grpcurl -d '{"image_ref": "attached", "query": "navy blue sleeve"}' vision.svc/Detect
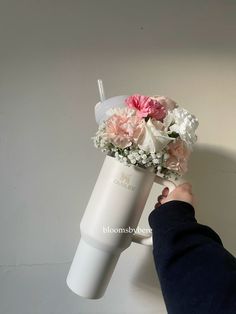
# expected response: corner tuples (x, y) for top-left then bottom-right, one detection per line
(148, 200), (236, 314)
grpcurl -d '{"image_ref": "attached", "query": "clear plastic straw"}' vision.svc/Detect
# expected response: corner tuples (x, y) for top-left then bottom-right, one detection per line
(97, 79), (106, 102)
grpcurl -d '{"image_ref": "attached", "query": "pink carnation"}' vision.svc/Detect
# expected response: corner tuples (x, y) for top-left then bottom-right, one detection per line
(105, 110), (144, 149)
(125, 94), (167, 121)
(165, 139), (191, 174)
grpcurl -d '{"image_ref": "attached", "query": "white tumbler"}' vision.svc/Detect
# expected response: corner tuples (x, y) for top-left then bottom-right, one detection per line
(66, 155), (175, 299)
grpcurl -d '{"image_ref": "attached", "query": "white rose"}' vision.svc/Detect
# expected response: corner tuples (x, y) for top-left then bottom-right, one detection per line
(137, 119), (173, 153)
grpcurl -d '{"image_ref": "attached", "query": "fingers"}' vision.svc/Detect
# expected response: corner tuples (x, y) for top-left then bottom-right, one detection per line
(162, 187), (169, 197)
(155, 187), (169, 208)
(155, 202), (161, 209)
(155, 182), (195, 208)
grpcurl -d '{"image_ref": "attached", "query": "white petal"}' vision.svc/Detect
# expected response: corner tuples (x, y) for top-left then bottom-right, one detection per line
(138, 120), (173, 153)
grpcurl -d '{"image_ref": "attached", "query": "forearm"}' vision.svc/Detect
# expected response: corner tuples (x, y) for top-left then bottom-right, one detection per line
(149, 201), (236, 314)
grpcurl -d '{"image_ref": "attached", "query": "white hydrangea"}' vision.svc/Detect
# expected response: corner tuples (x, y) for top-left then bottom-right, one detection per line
(163, 108), (199, 148)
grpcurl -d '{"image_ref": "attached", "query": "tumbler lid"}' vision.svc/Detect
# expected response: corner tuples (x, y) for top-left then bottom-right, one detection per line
(94, 95), (128, 125)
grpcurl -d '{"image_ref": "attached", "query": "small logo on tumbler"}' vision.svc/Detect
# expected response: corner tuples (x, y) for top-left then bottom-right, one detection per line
(113, 172), (136, 191)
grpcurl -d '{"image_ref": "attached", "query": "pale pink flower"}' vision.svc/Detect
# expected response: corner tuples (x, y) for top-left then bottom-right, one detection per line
(125, 94), (167, 121)
(151, 95), (177, 111)
(105, 109), (145, 149)
(165, 139), (191, 174)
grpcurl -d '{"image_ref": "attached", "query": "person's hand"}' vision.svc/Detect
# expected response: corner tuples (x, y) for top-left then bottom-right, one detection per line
(155, 183), (194, 209)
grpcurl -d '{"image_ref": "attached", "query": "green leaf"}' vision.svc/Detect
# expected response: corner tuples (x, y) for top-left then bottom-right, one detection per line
(169, 131), (179, 138)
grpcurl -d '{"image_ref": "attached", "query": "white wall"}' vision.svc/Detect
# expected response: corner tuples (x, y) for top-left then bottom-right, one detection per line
(0, 0), (236, 313)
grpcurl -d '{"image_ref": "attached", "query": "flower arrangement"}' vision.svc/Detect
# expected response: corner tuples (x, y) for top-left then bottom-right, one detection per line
(92, 94), (199, 179)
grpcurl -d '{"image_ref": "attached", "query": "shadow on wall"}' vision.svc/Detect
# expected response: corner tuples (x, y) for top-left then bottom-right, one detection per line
(132, 144), (236, 293)
(186, 144), (236, 255)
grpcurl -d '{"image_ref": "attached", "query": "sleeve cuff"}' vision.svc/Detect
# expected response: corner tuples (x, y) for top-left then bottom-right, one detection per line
(148, 200), (197, 234)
